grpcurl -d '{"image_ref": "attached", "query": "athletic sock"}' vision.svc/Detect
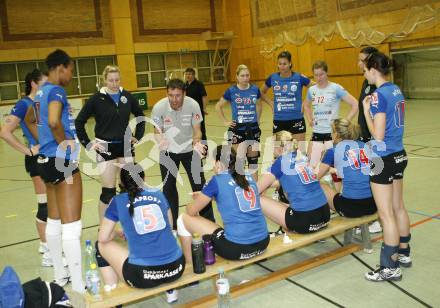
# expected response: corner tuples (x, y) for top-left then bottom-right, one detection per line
(45, 218), (65, 280)
(62, 220), (85, 293)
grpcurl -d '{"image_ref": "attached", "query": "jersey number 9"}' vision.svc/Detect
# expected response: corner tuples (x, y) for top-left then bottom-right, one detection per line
(235, 186), (259, 212)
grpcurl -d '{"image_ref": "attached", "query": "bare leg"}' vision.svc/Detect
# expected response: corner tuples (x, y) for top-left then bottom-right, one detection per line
(179, 213), (220, 264)
(371, 183), (399, 246)
(259, 196), (288, 229)
(320, 182), (337, 211)
(32, 175), (47, 242)
(98, 160), (119, 222)
(98, 241), (129, 284)
(392, 179), (410, 249)
(292, 133), (306, 154)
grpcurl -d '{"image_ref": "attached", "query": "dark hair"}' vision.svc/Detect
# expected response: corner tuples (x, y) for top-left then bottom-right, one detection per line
(365, 52), (393, 75)
(360, 46), (379, 55)
(184, 67), (195, 74)
(166, 78), (186, 91)
(214, 145), (249, 191)
(277, 51), (292, 68)
(45, 49), (72, 70)
(120, 163), (145, 217)
(24, 69), (44, 96)
(312, 60), (328, 73)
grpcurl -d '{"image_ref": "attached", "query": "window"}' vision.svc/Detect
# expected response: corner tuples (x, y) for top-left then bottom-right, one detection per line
(135, 50), (228, 89)
(0, 56), (115, 103)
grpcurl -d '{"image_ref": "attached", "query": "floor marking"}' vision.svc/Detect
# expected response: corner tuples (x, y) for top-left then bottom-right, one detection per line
(407, 210), (440, 220)
(5, 214), (17, 218)
(84, 199), (94, 203)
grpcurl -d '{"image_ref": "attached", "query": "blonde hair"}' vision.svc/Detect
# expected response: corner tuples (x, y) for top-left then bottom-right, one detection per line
(274, 130), (298, 152)
(236, 64), (249, 76)
(102, 65), (120, 80)
(332, 119), (360, 143)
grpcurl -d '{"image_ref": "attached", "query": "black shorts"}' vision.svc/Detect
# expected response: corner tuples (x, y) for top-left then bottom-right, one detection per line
(96, 141), (135, 162)
(122, 255), (185, 288)
(333, 194), (377, 218)
(211, 228), (269, 260)
(24, 155), (39, 177)
(370, 150), (408, 184)
(285, 203), (330, 233)
(273, 118), (306, 135)
(36, 156), (79, 185)
(311, 133), (332, 142)
(227, 123), (261, 145)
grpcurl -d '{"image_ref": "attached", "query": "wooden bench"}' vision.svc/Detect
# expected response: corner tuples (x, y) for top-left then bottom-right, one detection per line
(85, 213), (377, 308)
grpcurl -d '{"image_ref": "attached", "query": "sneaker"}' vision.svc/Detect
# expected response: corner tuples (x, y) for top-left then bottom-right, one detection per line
(365, 266), (402, 282)
(54, 275), (71, 287)
(355, 221), (383, 235)
(165, 289), (178, 304)
(41, 252), (53, 267)
(398, 254), (412, 268)
(39, 242), (49, 254)
(41, 252), (68, 267)
(272, 190), (279, 201)
(369, 221), (382, 233)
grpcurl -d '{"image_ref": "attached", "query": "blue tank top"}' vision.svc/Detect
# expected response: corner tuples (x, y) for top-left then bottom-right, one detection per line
(369, 82), (405, 156)
(270, 152), (327, 211)
(265, 72), (310, 121)
(34, 82), (79, 160)
(322, 140), (372, 199)
(223, 84), (260, 124)
(202, 172), (268, 244)
(10, 97), (37, 146)
(105, 189), (182, 266)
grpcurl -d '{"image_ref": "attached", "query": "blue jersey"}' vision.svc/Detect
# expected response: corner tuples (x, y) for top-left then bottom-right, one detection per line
(105, 189), (182, 266)
(369, 82), (405, 156)
(270, 152), (327, 211)
(10, 97), (37, 146)
(223, 84), (260, 124)
(202, 172), (268, 244)
(265, 72), (310, 121)
(34, 82), (78, 160)
(322, 140), (372, 199)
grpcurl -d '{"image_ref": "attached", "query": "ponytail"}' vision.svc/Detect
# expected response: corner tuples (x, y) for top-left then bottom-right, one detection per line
(214, 145), (249, 191)
(120, 163), (145, 217)
(332, 118), (360, 142)
(24, 69), (44, 96)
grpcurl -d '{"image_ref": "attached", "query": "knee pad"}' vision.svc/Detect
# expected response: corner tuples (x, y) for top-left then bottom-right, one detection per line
(36, 202), (48, 222)
(247, 154), (259, 167)
(46, 218), (62, 236)
(95, 241), (110, 267)
(61, 220), (82, 241)
(177, 214), (191, 237)
(100, 187), (116, 204)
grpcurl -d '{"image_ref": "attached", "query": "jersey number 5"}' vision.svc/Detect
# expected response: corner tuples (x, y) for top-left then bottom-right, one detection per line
(133, 204), (166, 235)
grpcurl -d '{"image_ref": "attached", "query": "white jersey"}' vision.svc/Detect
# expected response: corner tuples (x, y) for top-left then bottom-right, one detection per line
(307, 82), (347, 134)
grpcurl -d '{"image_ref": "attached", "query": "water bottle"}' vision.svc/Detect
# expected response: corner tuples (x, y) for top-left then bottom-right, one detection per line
(84, 240), (94, 290)
(202, 234), (216, 265)
(191, 233), (206, 274)
(88, 263), (101, 300)
(216, 268), (231, 308)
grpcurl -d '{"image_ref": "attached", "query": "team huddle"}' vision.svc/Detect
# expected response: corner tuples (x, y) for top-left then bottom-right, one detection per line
(0, 46), (411, 299)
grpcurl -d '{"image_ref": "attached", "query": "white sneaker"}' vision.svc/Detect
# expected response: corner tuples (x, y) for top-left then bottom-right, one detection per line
(355, 221), (382, 235)
(272, 190), (279, 201)
(54, 269), (71, 287)
(41, 252), (68, 267)
(165, 289), (178, 304)
(368, 221), (382, 233)
(39, 242), (49, 254)
(365, 266), (402, 282)
(398, 254), (412, 268)
(41, 252), (53, 267)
